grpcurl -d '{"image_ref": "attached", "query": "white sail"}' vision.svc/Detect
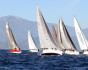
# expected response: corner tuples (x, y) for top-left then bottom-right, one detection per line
(52, 25), (63, 50)
(60, 18), (78, 51)
(57, 20), (65, 50)
(59, 19), (70, 49)
(28, 30), (39, 52)
(6, 21), (20, 50)
(59, 18), (79, 55)
(52, 25), (58, 46)
(74, 17), (88, 50)
(37, 5), (62, 55)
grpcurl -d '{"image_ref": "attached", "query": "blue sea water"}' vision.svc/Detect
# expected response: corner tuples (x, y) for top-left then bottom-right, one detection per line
(0, 50), (88, 70)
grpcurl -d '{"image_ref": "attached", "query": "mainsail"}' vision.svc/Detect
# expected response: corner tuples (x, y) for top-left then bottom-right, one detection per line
(59, 18), (77, 50)
(6, 21), (20, 50)
(28, 30), (39, 52)
(37, 5), (59, 50)
(74, 17), (88, 50)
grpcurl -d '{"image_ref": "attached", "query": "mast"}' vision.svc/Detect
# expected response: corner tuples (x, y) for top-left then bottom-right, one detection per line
(6, 21), (20, 50)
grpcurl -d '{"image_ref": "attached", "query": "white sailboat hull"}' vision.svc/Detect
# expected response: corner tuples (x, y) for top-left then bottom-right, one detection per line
(83, 51), (88, 55)
(30, 49), (39, 52)
(64, 50), (79, 55)
(40, 49), (63, 55)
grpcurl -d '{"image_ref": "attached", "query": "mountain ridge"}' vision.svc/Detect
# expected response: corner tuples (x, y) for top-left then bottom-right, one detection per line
(0, 15), (88, 50)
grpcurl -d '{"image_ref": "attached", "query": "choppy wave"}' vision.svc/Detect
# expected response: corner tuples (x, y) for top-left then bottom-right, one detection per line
(0, 50), (88, 70)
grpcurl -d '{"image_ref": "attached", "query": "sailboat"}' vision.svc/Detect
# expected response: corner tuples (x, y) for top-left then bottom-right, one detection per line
(59, 18), (79, 55)
(28, 30), (39, 52)
(74, 17), (88, 55)
(6, 21), (21, 53)
(37, 5), (62, 55)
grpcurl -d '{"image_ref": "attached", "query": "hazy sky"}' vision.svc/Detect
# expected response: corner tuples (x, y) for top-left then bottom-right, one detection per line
(0, 0), (88, 28)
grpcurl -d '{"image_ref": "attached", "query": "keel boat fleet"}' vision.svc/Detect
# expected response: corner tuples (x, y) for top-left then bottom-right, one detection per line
(4, 5), (88, 55)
